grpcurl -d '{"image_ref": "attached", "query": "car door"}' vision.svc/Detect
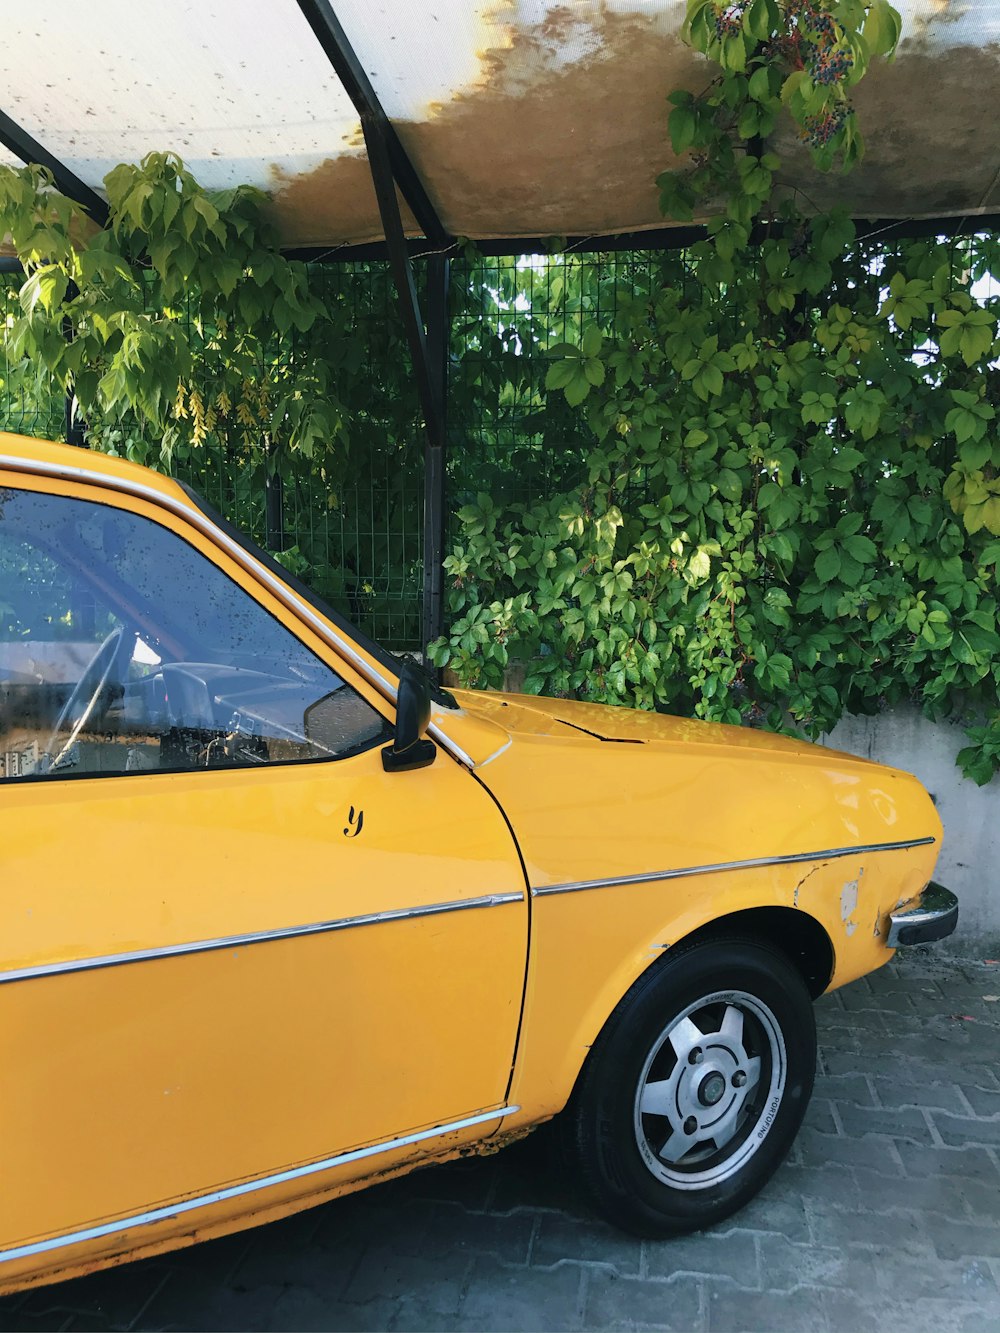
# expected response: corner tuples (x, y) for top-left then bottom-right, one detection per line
(0, 470), (528, 1255)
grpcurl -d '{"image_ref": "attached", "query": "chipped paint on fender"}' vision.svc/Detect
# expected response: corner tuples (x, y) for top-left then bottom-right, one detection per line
(841, 872), (863, 937)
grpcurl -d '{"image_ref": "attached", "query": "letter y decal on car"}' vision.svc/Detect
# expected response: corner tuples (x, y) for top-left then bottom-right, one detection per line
(343, 806), (364, 838)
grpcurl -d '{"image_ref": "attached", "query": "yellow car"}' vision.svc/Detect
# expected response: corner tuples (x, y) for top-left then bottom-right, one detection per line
(0, 432), (956, 1293)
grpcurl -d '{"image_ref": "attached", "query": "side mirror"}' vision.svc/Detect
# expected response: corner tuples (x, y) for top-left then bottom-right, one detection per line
(382, 660), (437, 773)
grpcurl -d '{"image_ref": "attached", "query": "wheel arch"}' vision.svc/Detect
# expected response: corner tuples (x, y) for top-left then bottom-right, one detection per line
(673, 906), (835, 999)
(562, 906), (832, 1110)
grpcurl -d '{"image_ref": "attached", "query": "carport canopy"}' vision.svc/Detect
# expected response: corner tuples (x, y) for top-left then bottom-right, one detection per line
(0, 0), (998, 257)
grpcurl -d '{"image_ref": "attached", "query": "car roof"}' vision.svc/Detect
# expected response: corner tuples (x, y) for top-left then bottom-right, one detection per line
(0, 431), (193, 509)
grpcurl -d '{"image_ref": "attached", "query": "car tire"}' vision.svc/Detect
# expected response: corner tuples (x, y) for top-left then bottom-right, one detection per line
(564, 936), (816, 1236)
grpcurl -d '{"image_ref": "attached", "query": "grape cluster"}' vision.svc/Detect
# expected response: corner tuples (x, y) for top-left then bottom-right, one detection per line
(712, 4), (747, 39)
(785, 0), (832, 29)
(801, 101), (849, 147)
(784, 0), (854, 85)
(808, 47), (854, 84)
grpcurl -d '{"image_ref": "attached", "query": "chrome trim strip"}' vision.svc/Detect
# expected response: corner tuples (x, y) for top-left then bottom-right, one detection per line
(532, 837), (937, 898)
(0, 453), (474, 769)
(0, 893), (524, 985)
(0, 1105), (520, 1265)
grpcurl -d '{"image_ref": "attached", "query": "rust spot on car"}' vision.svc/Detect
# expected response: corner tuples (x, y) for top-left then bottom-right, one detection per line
(460, 1122), (536, 1158)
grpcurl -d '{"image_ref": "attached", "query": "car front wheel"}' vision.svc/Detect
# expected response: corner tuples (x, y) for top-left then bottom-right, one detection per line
(565, 937), (817, 1236)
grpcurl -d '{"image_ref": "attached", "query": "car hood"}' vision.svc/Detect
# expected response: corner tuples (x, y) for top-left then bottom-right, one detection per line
(433, 689), (941, 898)
(444, 688), (870, 766)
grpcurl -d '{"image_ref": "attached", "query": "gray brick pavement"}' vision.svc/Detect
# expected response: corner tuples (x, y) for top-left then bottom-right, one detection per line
(1, 950), (998, 1332)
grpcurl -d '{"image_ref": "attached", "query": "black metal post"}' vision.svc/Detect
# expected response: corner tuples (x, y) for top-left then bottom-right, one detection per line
(360, 116), (443, 443)
(423, 254), (450, 655)
(265, 466), (286, 551)
(357, 114), (449, 654)
(61, 293), (87, 448)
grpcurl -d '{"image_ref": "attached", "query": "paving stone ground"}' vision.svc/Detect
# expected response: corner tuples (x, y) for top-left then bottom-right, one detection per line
(3, 949), (999, 1333)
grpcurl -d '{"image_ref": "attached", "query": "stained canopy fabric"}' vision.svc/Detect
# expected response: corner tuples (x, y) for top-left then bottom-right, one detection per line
(1, 0), (997, 251)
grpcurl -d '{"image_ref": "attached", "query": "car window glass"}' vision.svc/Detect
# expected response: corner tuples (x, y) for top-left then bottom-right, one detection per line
(0, 486), (390, 781)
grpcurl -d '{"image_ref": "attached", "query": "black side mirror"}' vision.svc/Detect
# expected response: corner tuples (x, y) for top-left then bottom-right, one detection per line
(382, 660), (437, 773)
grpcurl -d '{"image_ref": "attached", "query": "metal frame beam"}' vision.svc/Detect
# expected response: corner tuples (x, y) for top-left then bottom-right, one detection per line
(285, 211), (1000, 264)
(359, 111), (444, 451)
(0, 110), (108, 226)
(294, 0), (449, 249)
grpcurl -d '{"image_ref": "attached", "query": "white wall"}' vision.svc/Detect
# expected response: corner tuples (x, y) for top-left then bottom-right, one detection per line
(823, 708), (999, 954)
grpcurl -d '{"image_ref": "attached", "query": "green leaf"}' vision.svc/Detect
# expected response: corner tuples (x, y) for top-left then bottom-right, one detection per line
(863, 0), (902, 59)
(272, 296), (292, 335)
(959, 438), (992, 471)
(688, 548), (711, 580)
(669, 104), (697, 155)
(780, 70), (807, 106)
(745, 0), (774, 42)
(583, 357), (605, 387)
(717, 468), (742, 500)
(192, 194), (221, 231)
(721, 32), (747, 71)
(701, 363), (724, 397)
(959, 322), (994, 366)
(842, 534), (877, 564)
(125, 182), (154, 228)
(581, 324), (603, 358)
(545, 360), (575, 390)
(215, 258), (242, 298)
(564, 371), (591, 407)
(815, 547), (841, 582)
(748, 66), (771, 102)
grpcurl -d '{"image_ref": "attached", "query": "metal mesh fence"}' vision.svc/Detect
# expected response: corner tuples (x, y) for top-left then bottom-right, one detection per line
(447, 250), (683, 522)
(0, 247), (778, 651)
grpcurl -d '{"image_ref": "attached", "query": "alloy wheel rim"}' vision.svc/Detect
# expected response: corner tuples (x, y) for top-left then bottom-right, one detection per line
(632, 989), (787, 1190)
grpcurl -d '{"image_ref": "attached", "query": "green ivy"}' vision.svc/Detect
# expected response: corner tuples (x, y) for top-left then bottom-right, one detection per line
(432, 1), (1000, 785)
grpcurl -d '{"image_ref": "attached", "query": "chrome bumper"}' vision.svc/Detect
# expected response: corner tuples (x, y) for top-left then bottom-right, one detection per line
(887, 882), (959, 948)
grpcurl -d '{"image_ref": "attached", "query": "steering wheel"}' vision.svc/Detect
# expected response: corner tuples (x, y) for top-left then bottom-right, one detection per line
(44, 625), (128, 771)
